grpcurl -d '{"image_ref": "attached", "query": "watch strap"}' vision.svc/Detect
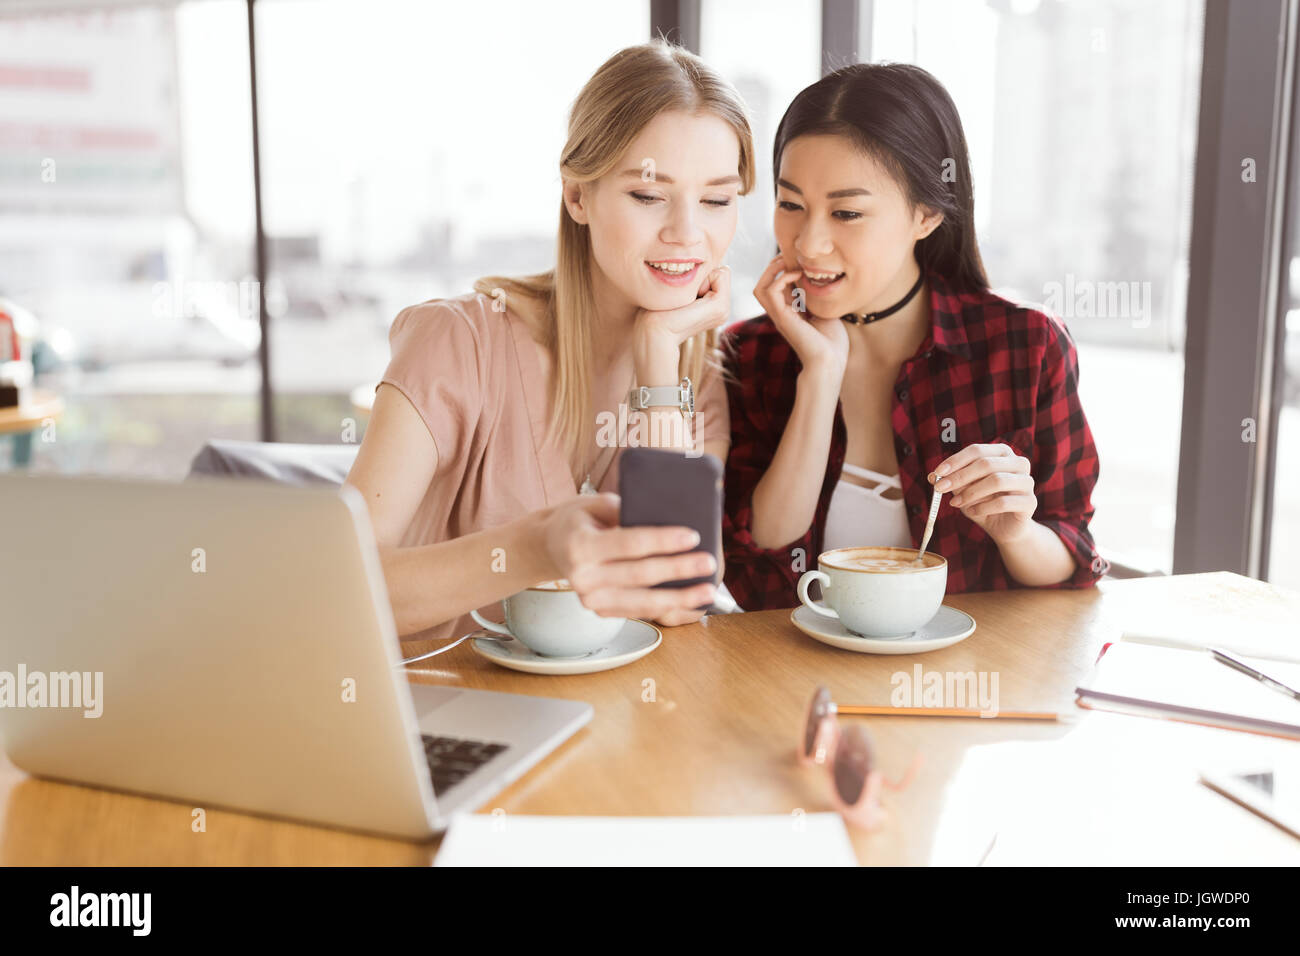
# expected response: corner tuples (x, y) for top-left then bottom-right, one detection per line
(629, 377), (694, 418)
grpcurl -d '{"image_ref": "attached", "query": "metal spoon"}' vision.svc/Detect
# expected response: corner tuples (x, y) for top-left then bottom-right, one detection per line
(397, 630), (506, 666)
(914, 487), (943, 566)
(396, 630), (605, 666)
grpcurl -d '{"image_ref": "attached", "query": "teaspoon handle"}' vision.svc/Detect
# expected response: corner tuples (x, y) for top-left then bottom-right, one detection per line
(917, 489), (943, 558)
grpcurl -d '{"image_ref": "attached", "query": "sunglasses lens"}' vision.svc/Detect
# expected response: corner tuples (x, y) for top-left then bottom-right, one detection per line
(803, 685), (832, 758)
(832, 725), (874, 806)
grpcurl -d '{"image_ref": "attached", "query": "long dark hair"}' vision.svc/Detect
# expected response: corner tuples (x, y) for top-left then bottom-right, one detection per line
(772, 63), (988, 294)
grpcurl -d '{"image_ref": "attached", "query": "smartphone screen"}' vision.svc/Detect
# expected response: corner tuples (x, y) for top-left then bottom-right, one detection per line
(618, 447), (722, 606)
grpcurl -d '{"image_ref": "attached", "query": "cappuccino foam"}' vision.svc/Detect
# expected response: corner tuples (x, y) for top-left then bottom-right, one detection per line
(821, 546), (943, 572)
(836, 556), (915, 571)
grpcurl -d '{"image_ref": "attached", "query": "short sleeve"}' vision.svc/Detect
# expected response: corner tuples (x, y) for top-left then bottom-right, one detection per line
(378, 300), (484, 473)
(693, 359), (730, 449)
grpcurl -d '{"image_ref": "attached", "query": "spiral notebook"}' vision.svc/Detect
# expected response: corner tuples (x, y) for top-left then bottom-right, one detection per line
(1075, 641), (1300, 740)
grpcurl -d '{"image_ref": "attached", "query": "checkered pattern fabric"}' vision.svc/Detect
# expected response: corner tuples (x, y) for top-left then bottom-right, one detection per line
(721, 272), (1108, 611)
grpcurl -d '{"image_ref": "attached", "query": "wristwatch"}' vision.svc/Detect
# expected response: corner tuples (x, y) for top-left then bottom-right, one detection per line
(628, 377), (695, 419)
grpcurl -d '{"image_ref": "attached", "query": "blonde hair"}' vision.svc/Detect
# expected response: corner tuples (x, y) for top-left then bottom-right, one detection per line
(474, 40), (755, 473)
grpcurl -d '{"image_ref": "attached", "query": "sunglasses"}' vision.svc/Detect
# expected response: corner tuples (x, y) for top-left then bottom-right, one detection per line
(800, 684), (921, 830)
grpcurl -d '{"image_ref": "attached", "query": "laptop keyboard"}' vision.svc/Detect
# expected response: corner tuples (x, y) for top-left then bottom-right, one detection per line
(421, 733), (509, 796)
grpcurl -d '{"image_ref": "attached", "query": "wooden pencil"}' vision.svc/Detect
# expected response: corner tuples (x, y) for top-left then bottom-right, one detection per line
(836, 705), (1058, 720)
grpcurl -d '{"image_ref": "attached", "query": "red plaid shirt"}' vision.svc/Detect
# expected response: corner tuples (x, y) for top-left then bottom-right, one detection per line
(720, 271), (1108, 611)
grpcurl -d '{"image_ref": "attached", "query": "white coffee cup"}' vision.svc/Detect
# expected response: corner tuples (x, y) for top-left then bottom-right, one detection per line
(796, 546), (947, 638)
(471, 579), (627, 658)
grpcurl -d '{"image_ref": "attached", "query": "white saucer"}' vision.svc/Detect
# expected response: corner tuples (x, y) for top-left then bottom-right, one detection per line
(470, 619), (662, 675)
(789, 604), (976, 654)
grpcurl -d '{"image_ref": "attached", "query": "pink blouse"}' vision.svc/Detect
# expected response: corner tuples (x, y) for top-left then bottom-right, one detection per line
(376, 291), (730, 644)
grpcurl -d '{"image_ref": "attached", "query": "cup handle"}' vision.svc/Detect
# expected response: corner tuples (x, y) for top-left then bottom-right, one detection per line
(470, 607), (513, 637)
(797, 570), (839, 620)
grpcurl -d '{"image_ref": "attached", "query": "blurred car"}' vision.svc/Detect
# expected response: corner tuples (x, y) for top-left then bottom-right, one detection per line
(21, 282), (259, 370)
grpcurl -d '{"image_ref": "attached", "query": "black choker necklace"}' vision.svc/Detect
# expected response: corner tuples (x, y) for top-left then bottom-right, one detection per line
(839, 272), (925, 325)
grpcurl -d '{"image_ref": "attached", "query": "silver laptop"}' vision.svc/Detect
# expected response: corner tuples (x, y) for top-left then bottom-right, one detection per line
(0, 472), (592, 840)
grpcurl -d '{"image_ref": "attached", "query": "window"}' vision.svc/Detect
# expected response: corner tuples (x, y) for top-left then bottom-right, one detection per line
(871, 0), (1204, 572)
(1268, 207), (1300, 589)
(251, 0), (651, 442)
(0, 2), (258, 477)
(700, 0), (822, 323)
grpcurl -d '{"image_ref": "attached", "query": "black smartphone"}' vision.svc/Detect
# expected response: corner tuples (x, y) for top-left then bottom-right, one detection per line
(618, 447), (722, 609)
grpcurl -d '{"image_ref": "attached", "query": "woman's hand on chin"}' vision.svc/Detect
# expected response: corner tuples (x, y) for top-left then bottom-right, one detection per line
(632, 265), (731, 382)
(754, 255), (848, 379)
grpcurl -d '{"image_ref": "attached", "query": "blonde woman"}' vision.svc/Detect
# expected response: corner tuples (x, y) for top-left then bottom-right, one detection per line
(346, 42), (754, 645)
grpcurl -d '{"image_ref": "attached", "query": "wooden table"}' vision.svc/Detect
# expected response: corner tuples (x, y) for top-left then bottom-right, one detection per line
(0, 388), (62, 467)
(3, 571), (1298, 865)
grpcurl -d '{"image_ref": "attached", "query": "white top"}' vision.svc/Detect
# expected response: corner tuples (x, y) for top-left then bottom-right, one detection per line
(822, 462), (913, 553)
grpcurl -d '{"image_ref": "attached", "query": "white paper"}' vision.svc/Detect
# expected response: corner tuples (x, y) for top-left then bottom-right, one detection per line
(434, 812), (858, 866)
(1122, 630), (1300, 665)
(932, 712), (1300, 866)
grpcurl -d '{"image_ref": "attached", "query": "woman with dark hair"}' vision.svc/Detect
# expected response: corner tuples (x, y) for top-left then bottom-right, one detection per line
(721, 62), (1108, 611)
